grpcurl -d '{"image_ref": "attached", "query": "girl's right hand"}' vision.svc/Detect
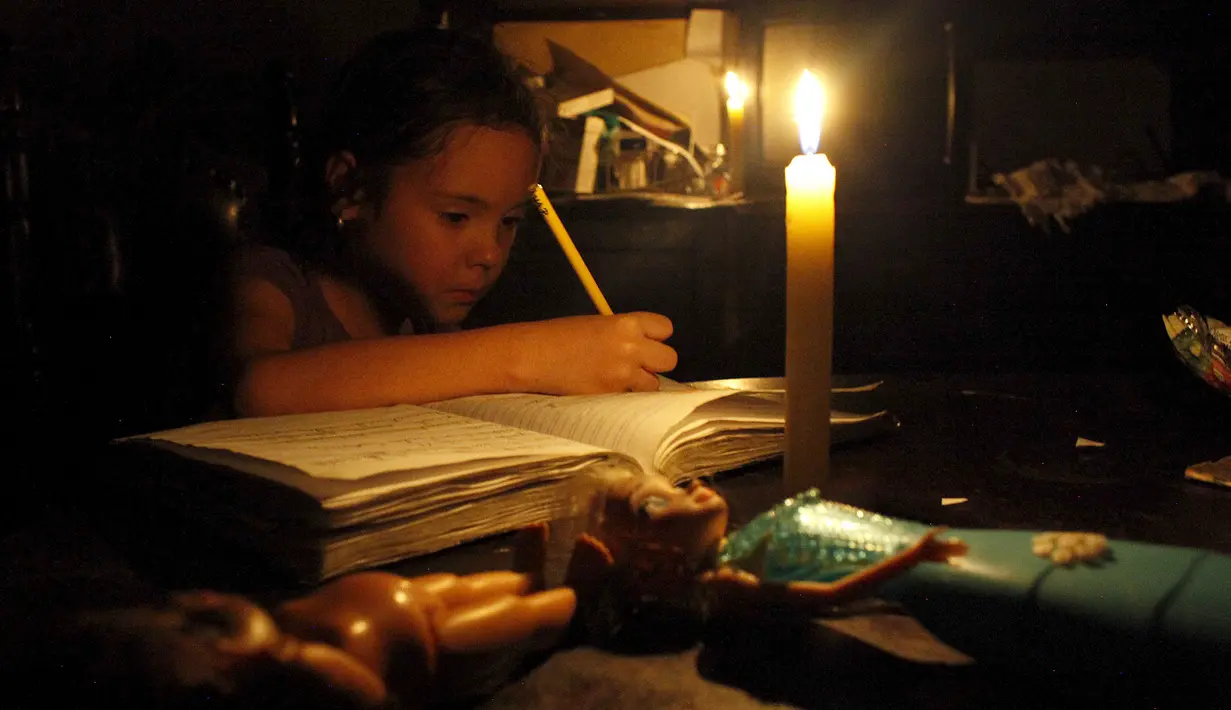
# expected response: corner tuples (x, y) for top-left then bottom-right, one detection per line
(509, 312), (678, 394)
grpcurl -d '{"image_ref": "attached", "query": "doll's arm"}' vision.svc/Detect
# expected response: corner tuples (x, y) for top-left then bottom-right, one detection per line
(426, 573), (576, 653)
(511, 522), (617, 595)
(703, 528), (967, 614)
(561, 533), (616, 599)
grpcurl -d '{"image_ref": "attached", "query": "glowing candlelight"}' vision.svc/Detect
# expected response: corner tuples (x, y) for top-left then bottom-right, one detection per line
(724, 71), (748, 194)
(724, 70), (748, 112)
(783, 69), (835, 495)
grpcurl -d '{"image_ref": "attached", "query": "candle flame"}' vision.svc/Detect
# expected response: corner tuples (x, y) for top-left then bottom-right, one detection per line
(724, 71), (748, 111)
(794, 70), (824, 155)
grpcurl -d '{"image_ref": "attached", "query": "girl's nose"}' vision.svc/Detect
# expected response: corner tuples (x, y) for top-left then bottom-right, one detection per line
(467, 227), (503, 269)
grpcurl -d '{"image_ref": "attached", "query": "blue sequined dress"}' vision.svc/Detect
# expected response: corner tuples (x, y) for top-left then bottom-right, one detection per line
(713, 489), (1231, 678)
(717, 488), (930, 582)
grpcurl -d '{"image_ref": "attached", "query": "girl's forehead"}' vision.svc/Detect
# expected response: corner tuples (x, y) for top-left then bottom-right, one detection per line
(424, 124), (538, 185)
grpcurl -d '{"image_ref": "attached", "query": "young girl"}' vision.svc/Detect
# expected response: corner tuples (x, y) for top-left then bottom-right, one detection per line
(231, 28), (677, 417)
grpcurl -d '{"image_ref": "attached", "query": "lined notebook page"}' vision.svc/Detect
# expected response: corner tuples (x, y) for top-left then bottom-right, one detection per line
(427, 389), (733, 473)
(140, 404), (607, 481)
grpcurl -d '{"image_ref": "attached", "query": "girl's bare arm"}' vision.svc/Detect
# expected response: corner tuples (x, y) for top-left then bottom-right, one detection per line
(231, 278), (677, 417)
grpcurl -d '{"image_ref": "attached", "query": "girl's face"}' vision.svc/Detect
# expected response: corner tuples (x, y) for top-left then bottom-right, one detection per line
(360, 124), (539, 327)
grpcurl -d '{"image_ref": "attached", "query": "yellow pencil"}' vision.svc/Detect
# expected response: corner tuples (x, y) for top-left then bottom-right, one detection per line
(530, 184), (614, 316)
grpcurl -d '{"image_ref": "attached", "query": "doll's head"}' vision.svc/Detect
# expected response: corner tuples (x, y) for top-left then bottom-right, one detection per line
(567, 476), (730, 649)
(592, 476), (730, 574)
(10, 591), (388, 710)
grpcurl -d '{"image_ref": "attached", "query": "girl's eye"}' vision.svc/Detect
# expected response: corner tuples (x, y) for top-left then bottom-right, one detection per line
(501, 215), (525, 229)
(440, 212), (468, 225)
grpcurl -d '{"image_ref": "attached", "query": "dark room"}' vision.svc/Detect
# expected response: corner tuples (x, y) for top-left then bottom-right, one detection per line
(2, 1), (1229, 708)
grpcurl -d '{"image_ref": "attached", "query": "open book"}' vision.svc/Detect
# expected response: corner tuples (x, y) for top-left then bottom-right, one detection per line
(113, 385), (888, 583)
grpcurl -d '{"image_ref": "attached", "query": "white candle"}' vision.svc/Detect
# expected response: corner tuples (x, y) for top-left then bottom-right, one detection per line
(724, 71), (748, 195)
(784, 69), (835, 495)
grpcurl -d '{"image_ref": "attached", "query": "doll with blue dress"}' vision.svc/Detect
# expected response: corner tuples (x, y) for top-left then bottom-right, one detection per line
(550, 474), (1231, 677)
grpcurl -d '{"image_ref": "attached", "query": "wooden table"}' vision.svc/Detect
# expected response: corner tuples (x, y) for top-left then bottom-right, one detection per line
(4, 371), (1229, 708)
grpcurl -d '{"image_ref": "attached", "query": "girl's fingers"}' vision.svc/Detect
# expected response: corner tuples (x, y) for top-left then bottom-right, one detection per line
(641, 340), (679, 373)
(629, 368), (662, 392)
(627, 312), (674, 341)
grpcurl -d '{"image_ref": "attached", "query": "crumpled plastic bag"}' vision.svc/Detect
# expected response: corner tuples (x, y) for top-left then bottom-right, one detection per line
(994, 159), (1223, 232)
(1163, 305), (1231, 398)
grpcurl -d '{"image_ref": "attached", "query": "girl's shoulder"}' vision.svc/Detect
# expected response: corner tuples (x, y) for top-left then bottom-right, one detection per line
(234, 243), (312, 294)
(233, 243), (351, 348)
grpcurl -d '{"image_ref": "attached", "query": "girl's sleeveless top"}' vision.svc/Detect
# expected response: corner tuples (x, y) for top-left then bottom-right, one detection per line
(234, 244), (352, 348)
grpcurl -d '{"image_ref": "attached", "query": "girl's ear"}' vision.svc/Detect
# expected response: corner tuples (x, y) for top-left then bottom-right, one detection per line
(324, 151), (364, 222)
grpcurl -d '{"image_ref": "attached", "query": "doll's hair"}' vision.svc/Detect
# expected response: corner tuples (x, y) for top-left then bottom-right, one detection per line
(4, 605), (392, 710)
(301, 27), (546, 246)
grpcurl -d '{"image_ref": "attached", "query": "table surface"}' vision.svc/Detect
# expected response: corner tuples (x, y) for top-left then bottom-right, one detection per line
(4, 371), (1230, 709)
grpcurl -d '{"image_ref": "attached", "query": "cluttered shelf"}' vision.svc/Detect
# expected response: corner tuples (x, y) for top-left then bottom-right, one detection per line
(964, 158), (1231, 232)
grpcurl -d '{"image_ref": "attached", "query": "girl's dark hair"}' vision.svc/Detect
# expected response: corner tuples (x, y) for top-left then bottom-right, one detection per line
(308, 27), (545, 232)
(276, 27), (544, 334)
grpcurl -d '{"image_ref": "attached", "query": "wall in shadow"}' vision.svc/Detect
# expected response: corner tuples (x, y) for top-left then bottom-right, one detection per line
(3, 1), (1228, 474)
(469, 197), (1231, 381)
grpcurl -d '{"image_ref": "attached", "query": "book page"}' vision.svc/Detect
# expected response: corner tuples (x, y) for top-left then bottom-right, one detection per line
(139, 405), (610, 481)
(426, 389), (732, 473)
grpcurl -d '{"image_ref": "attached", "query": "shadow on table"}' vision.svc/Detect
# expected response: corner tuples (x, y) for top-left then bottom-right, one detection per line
(482, 607), (1231, 710)
(693, 614), (1230, 710)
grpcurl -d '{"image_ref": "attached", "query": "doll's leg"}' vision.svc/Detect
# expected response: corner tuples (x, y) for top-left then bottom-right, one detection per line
(427, 583), (576, 705)
(407, 567), (576, 653)
(433, 587), (577, 653)
(412, 571), (532, 607)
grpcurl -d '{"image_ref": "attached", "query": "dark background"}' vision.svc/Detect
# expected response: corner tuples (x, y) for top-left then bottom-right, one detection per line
(3, 0), (1229, 465)
(1, 9), (1229, 705)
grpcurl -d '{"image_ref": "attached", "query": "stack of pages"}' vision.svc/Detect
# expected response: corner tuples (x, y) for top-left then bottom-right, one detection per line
(114, 383), (888, 582)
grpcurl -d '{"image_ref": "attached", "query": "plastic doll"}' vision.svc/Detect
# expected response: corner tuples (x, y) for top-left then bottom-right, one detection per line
(546, 474), (965, 647)
(16, 569), (575, 709)
(274, 569), (575, 706)
(550, 476), (1231, 678)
